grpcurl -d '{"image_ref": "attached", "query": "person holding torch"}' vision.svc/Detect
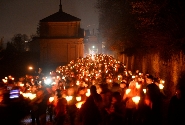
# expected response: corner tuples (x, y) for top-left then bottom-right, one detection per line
(123, 80), (140, 125)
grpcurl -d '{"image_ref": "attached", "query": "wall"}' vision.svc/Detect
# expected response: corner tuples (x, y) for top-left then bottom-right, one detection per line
(40, 22), (80, 38)
(119, 51), (185, 98)
(40, 38), (84, 64)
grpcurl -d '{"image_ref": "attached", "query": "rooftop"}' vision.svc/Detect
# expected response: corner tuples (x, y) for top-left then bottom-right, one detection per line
(40, 4), (81, 22)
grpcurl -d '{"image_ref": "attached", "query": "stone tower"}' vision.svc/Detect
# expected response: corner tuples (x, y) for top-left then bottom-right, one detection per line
(39, 1), (84, 68)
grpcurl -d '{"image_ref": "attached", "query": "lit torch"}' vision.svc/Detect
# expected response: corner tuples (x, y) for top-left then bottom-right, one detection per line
(132, 96), (140, 104)
(49, 97), (54, 103)
(126, 89), (131, 95)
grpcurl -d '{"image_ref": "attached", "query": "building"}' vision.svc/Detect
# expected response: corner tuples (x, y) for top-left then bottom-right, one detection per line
(38, 2), (84, 69)
(84, 29), (102, 56)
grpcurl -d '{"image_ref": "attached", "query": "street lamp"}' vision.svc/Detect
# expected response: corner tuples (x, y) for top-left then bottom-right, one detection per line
(28, 66), (33, 70)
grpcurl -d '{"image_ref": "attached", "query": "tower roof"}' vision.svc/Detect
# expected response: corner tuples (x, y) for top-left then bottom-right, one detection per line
(40, 1), (81, 22)
(40, 11), (81, 22)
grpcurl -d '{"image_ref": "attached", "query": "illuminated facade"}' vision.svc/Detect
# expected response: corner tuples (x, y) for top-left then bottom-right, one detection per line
(39, 3), (84, 67)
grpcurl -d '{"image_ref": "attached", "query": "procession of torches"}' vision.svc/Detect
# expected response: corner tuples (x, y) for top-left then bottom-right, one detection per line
(2, 54), (166, 109)
(2, 76), (14, 83)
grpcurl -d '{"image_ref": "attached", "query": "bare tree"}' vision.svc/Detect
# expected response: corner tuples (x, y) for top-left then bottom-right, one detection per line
(11, 34), (29, 52)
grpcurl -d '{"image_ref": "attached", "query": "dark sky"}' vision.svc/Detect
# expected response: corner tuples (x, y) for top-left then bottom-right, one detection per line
(0, 0), (99, 42)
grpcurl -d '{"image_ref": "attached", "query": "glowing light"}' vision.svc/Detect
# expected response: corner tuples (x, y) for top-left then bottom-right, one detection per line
(159, 84), (164, 89)
(66, 96), (73, 101)
(28, 66), (33, 70)
(2, 79), (7, 83)
(118, 75), (122, 81)
(75, 101), (85, 109)
(160, 80), (165, 84)
(51, 82), (56, 85)
(29, 94), (36, 100)
(76, 81), (80, 85)
(20, 83), (24, 87)
(143, 89), (146, 93)
(136, 82), (141, 89)
(49, 97), (54, 102)
(86, 89), (90, 97)
(132, 76), (135, 79)
(22, 93), (36, 100)
(132, 96), (140, 104)
(45, 78), (52, 84)
(76, 96), (81, 101)
(126, 89), (131, 94)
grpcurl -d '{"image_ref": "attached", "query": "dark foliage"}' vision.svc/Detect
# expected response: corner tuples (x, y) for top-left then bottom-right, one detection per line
(0, 34), (40, 79)
(96, 0), (185, 58)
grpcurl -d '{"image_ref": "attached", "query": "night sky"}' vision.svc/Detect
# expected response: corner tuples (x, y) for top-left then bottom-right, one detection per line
(0, 0), (99, 42)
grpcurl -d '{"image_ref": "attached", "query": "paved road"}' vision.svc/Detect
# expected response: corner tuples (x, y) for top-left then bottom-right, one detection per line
(21, 114), (79, 125)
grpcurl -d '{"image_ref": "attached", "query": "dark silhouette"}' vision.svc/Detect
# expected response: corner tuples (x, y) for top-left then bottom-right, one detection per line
(54, 97), (67, 125)
(105, 91), (125, 125)
(145, 75), (163, 125)
(30, 88), (49, 125)
(168, 72), (185, 125)
(79, 85), (102, 125)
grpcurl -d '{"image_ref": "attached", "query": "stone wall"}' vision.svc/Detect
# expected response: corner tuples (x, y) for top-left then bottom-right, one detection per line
(119, 51), (185, 98)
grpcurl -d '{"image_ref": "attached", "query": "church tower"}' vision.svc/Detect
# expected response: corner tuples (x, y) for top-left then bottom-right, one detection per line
(39, 1), (84, 68)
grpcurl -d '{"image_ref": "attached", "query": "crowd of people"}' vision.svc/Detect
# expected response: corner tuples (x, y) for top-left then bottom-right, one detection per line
(0, 54), (185, 125)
